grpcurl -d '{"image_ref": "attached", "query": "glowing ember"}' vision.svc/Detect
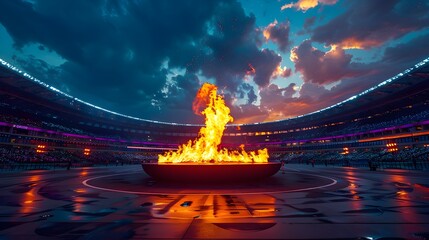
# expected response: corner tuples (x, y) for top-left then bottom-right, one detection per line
(158, 83), (269, 164)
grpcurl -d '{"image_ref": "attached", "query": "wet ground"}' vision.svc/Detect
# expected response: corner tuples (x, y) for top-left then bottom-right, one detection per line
(0, 164), (428, 239)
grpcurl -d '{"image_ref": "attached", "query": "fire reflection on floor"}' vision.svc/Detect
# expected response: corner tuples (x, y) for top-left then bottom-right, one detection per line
(0, 165), (429, 239)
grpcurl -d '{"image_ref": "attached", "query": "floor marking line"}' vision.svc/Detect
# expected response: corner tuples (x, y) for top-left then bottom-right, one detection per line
(82, 171), (338, 195)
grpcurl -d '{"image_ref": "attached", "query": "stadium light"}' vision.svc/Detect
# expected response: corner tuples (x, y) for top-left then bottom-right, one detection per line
(83, 148), (91, 156)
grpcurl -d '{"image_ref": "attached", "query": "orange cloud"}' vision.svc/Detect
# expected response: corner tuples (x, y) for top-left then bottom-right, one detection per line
(263, 20), (277, 40)
(320, 38), (383, 51)
(281, 0), (338, 12)
(290, 40), (367, 85)
(338, 37), (383, 49)
(262, 20), (291, 52)
(290, 47), (299, 62)
(271, 65), (291, 79)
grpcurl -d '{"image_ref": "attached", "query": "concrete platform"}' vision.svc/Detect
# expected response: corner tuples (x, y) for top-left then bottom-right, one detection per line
(0, 164), (429, 239)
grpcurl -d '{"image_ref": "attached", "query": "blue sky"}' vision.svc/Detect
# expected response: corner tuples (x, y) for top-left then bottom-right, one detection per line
(0, 0), (428, 124)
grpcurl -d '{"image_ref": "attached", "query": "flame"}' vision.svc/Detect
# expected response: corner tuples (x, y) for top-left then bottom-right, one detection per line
(192, 82), (217, 115)
(158, 83), (269, 164)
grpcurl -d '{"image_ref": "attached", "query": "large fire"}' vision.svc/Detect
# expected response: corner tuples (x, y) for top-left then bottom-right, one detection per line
(158, 83), (269, 164)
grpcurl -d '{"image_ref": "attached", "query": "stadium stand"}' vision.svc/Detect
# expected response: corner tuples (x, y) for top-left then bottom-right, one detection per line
(1, 57), (429, 170)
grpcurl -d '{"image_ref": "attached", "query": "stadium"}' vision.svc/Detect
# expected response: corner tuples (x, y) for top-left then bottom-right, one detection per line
(1, 1), (429, 239)
(2, 57), (429, 168)
(1, 56), (429, 239)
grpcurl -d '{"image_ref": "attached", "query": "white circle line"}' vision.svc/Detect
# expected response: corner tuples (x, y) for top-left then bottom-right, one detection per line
(82, 171), (338, 196)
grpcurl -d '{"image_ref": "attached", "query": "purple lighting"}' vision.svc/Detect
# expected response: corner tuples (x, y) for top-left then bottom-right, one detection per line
(0, 121), (174, 146)
(1, 119), (428, 148)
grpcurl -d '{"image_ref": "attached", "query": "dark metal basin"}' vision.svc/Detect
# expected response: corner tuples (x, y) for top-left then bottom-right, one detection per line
(142, 162), (281, 182)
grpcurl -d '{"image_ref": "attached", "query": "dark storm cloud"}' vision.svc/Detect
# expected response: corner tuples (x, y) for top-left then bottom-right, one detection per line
(232, 29), (429, 123)
(234, 82), (330, 122)
(311, 0), (429, 49)
(290, 40), (368, 85)
(229, 103), (265, 124)
(217, 34), (428, 124)
(12, 55), (62, 86)
(263, 20), (292, 52)
(152, 72), (204, 123)
(0, 0), (284, 123)
(0, 0), (218, 117)
(229, 83), (299, 123)
(239, 83), (258, 104)
(260, 83), (296, 107)
(236, 77), (379, 123)
(382, 33), (429, 65)
(303, 17), (316, 30)
(252, 49), (282, 87)
(2, 0), (428, 125)
(251, 32), (429, 123)
(201, 1), (282, 91)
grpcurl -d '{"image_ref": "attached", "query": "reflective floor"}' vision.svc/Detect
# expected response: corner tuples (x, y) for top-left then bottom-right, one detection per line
(0, 164), (429, 239)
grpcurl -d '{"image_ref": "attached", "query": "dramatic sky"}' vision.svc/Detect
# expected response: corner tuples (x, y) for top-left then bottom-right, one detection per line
(1, 0), (429, 124)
